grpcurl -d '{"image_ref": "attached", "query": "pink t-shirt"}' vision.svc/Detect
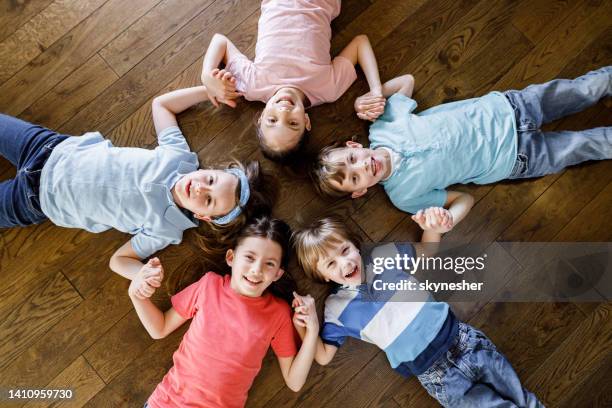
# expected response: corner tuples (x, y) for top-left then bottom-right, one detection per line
(226, 0), (357, 106)
(147, 273), (299, 408)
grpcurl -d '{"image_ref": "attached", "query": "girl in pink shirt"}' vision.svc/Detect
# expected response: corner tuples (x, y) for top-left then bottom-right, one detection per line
(129, 216), (319, 408)
(200, 0), (387, 163)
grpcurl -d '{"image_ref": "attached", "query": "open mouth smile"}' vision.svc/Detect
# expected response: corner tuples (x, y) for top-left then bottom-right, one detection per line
(243, 275), (263, 287)
(344, 265), (358, 280)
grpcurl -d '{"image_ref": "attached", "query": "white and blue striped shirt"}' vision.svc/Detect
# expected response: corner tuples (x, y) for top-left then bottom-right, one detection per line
(321, 243), (458, 376)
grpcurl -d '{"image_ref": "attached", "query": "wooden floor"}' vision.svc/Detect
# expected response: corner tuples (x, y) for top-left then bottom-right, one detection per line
(0, 0), (611, 406)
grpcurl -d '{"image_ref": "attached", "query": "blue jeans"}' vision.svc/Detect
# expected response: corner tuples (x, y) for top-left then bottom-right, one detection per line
(504, 66), (611, 179)
(417, 323), (544, 408)
(0, 114), (68, 227)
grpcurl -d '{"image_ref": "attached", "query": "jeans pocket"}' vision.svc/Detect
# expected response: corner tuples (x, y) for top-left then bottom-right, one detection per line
(509, 153), (529, 178)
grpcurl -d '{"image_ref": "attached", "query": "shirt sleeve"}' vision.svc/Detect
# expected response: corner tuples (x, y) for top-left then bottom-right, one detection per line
(391, 189), (448, 214)
(270, 304), (300, 358)
(320, 321), (347, 348)
(156, 126), (191, 152)
(381, 93), (418, 122)
(225, 48), (255, 96)
(130, 232), (174, 259)
(327, 55), (358, 102)
(171, 274), (208, 319)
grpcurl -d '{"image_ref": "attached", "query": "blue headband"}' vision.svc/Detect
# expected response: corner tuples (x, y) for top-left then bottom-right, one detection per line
(211, 168), (251, 225)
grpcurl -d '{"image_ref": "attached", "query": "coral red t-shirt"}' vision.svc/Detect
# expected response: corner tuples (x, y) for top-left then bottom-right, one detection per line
(147, 273), (299, 408)
(226, 0), (357, 106)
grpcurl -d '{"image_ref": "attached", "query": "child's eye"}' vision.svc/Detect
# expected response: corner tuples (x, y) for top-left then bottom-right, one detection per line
(290, 121), (298, 126)
(349, 154), (355, 163)
(266, 261), (276, 267)
(352, 176), (357, 184)
(342, 246), (349, 255)
(327, 260), (335, 268)
(267, 117), (277, 124)
(206, 195), (212, 206)
(208, 176), (214, 185)
(245, 255), (254, 261)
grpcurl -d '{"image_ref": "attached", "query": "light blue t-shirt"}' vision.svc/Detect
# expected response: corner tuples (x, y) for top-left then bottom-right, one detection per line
(39, 126), (199, 259)
(369, 92), (517, 214)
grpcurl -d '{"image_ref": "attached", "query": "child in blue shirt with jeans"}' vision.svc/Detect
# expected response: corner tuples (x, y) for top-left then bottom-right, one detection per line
(312, 67), (612, 231)
(0, 86), (273, 283)
(292, 211), (544, 407)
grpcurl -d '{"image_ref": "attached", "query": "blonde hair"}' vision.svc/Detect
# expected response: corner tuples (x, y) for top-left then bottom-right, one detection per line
(310, 143), (352, 198)
(292, 217), (360, 282)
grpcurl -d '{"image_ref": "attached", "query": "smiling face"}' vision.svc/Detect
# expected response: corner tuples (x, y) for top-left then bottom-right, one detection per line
(324, 141), (392, 198)
(172, 169), (239, 221)
(315, 239), (363, 286)
(259, 87), (311, 153)
(226, 236), (285, 297)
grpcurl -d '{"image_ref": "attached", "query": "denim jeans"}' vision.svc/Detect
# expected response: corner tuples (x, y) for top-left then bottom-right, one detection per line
(417, 323), (544, 408)
(0, 114), (68, 227)
(504, 66), (611, 179)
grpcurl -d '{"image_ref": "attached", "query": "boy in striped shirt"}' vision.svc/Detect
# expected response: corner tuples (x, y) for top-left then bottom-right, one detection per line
(292, 208), (543, 408)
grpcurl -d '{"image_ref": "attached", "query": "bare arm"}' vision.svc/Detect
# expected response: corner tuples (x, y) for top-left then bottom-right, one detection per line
(277, 329), (319, 392)
(200, 33), (242, 107)
(339, 34), (382, 94)
(381, 74), (415, 98)
(151, 86), (210, 134)
(109, 240), (143, 280)
(445, 190), (474, 226)
(294, 321), (338, 366)
(128, 260), (188, 339)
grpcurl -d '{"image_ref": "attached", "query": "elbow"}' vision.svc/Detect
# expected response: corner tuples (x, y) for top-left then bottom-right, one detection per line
(354, 34), (369, 45)
(149, 330), (167, 340)
(399, 74), (415, 96)
(316, 356), (332, 366)
(287, 381), (304, 393)
(212, 32), (227, 42)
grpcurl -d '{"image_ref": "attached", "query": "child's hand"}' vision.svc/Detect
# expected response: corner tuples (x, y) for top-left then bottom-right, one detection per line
(202, 68), (241, 108)
(354, 90), (385, 122)
(129, 257), (164, 300)
(292, 292), (319, 333)
(411, 207), (454, 233)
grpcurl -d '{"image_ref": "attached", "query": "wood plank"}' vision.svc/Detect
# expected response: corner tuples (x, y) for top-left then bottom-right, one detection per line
(0, 0), (55, 42)
(494, 0), (612, 90)
(0, 271), (82, 371)
(98, 0), (215, 76)
(525, 303), (612, 407)
(60, 0), (260, 136)
(22, 356), (105, 408)
(511, 0), (586, 44)
(558, 351), (612, 407)
(20, 54), (118, 130)
(0, 0), (109, 84)
(0, 275), (131, 389)
(82, 324), (189, 407)
(82, 310), (155, 383)
(0, 0), (160, 116)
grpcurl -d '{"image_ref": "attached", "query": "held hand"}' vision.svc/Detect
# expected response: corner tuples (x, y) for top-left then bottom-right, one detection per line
(354, 91), (385, 122)
(292, 292), (319, 332)
(411, 207), (454, 233)
(202, 68), (241, 108)
(129, 257), (164, 300)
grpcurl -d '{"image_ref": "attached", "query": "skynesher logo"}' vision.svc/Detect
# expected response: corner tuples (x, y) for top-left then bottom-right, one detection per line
(372, 253), (487, 275)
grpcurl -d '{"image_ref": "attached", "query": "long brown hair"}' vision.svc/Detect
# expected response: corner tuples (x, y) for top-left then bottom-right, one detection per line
(233, 216), (296, 304)
(166, 160), (277, 294)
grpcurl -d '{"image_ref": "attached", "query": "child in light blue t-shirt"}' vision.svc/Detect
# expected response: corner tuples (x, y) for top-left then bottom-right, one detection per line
(0, 86), (273, 283)
(312, 67), (612, 232)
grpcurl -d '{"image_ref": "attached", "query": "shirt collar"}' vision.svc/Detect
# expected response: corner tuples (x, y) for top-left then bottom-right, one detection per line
(144, 183), (198, 231)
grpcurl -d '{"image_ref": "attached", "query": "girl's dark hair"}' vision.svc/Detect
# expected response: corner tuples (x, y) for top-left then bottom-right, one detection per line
(166, 160), (278, 294)
(234, 216), (297, 304)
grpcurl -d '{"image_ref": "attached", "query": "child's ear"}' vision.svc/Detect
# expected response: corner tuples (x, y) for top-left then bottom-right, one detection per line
(351, 188), (367, 199)
(346, 140), (363, 149)
(225, 249), (235, 267)
(273, 267), (285, 281)
(304, 113), (311, 131)
(195, 214), (212, 221)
